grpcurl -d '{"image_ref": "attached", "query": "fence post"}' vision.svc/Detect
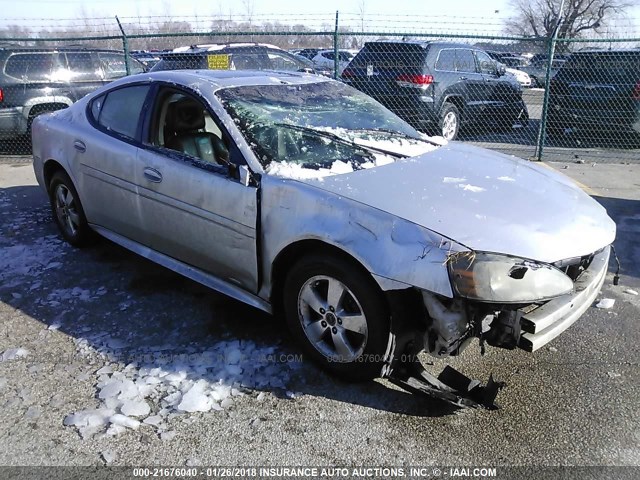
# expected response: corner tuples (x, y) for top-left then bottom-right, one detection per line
(535, 0), (565, 161)
(115, 16), (131, 75)
(333, 11), (339, 79)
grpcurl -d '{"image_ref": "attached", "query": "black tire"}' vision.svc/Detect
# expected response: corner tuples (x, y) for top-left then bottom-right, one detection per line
(49, 170), (94, 247)
(439, 102), (460, 141)
(283, 254), (390, 381)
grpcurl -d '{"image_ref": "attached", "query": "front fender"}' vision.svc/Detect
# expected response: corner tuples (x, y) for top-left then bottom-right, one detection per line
(259, 175), (468, 299)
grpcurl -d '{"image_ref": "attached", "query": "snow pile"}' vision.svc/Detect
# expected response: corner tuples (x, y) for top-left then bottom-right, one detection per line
(264, 127), (440, 180)
(64, 339), (292, 439)
(266, 159), (357, 180)
(352, 135), (439, 157)
(595, 298), (615, 309)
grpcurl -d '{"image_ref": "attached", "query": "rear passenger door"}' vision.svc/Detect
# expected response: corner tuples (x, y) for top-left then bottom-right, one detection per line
(79, 83), (151, 242)
(454, 48), (486, 121)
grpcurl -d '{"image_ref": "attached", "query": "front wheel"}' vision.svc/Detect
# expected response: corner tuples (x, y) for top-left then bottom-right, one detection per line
(439, 103), (461, 141)
(49, 171), (94, 247)
(283, 254), (391, 381)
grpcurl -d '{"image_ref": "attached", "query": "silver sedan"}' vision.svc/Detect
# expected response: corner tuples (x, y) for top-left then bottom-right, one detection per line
(32, 70), (615, 390)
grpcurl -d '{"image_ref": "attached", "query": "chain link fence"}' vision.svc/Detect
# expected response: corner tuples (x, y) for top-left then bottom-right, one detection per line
(0, 12), (638, 164)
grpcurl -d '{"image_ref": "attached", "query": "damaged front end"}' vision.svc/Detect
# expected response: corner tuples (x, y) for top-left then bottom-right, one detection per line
(381, 246), (611, 409)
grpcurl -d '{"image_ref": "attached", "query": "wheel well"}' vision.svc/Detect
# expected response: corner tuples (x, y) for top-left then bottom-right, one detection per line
(28, 103), (68, 118)
(43, 160), (66, 192)
(270, 240), (378, 312)
(442, 96), (464, 115)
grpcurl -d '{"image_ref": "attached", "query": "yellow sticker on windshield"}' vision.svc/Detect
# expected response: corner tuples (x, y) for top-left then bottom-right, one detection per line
(207, 54), (230, 70)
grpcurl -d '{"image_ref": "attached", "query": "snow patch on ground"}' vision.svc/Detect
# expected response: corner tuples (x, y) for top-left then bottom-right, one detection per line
(1, 348), (30, 362)
(0, 236), (67, 283)
(596, 298), (615, 309)
(64, 337), (292, 439)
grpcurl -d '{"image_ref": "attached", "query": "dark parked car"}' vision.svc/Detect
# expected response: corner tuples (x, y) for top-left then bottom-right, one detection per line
(0, 45), (144, 141)
(294, 48), (322, 60)
(131, 51), (161, 69)
(519, 58), (567, 87)
(150, 43), (330, 76)
(341, 41), (528, 140)
(548, 49), (640, 138)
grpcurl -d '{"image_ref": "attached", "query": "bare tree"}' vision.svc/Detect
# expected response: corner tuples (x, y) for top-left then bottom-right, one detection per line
(505, 0), (631, 40)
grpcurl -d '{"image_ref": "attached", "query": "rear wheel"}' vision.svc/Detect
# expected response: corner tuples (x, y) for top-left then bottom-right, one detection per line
(49, 171), (94, 247)
(283, 254), (391, 381)
(439, 103), (460, 141)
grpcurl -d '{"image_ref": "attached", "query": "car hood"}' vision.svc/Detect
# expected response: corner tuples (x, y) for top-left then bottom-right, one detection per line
(300, 143), (616, 264)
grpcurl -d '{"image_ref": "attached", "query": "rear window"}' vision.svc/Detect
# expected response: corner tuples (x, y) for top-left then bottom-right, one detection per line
(4, 53), (56, 81)
(559, 52), (640, 83)
(351, 43), (427, 70)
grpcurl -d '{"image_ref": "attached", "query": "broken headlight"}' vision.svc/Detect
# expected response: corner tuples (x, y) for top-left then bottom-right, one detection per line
(448, 252), (574, 303)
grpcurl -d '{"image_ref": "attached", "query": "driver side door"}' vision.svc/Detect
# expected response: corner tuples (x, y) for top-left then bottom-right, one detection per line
(136, 85), (259, 292)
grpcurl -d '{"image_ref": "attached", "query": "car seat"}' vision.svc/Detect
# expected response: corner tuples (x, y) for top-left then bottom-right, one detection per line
(165, 98), (228, 164)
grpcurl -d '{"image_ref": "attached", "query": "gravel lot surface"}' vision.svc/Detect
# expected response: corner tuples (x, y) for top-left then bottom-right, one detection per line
(0, 162), (639, 472)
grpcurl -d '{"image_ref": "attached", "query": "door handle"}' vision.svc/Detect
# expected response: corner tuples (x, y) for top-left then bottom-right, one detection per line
(143, 167), (163, 183)
(73, 140), (86, 153)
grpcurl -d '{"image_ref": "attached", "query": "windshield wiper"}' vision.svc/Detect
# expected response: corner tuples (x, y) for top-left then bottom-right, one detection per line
(273, 123), (404, 158)
(350, 128), (434, 143)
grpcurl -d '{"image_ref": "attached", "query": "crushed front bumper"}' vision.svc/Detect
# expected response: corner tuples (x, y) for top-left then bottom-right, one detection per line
(519, 246), (610, 352)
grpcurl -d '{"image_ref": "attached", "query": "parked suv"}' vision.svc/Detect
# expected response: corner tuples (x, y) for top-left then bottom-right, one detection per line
(0, 46), (144, 141)
(150, 43), (331, 76)
(341, 41), (528, 140)
(548, 49), (640, 138)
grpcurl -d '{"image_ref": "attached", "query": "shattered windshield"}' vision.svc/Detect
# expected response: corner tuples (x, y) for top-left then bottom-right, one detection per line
(216, 81), (440, 179)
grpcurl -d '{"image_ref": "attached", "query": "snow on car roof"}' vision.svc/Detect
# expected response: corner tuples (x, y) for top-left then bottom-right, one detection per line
(119, 69), (330, 90)
(172, 43), (282, 53)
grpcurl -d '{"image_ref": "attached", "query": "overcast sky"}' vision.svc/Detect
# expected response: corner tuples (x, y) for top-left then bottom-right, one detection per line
(2, 0), (638, 35)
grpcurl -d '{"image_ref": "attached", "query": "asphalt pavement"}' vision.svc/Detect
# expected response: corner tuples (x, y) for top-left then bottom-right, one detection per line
(0, 160), (638, 473)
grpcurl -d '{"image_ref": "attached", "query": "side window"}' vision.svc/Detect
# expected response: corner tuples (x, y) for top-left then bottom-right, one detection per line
(435, 49), (456, 71)
(129, 58), (145, 75)
(150, 88), (229, 167)
(64, 52), (101, 81)
(98, 53), (128, 80)
(5, 53), (56, 81)
(93, 85), (150, 139)
(91, 94), (105, 119)
(475, 50), (497, 75)
(455, 49), (476, 73)
(267, 51), (302, 71)
(230, 52), (265, 70)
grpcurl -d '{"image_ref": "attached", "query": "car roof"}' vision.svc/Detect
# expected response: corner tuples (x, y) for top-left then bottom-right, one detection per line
(571, 48), (640, 55)
(120, 69), (330, 89)
(172, 42), (284, 53)
(0, 44), (123, 53)
(362, 40), (480, 50)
